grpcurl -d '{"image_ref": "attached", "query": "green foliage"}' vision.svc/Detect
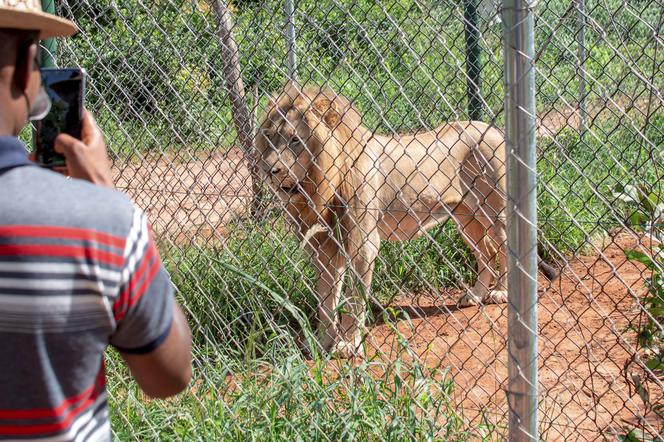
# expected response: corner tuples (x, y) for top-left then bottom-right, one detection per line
(619, 185), (664, 372)
(57, 0), (660, 156)
(616, 175), (664, 439)
(61, 0), (233, 153)
(373, 223), (475, 302)
(162, 219), (317, 360)
(537, 113), (662, 259)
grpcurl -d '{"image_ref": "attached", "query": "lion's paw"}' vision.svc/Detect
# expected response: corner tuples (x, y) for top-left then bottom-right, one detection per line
(458, 291), (483, 308)
(328, 339), (364, 359)
(485, 289), (508, 305)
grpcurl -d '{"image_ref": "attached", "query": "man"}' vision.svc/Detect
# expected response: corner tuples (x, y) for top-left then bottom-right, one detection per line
(0, 2), (192, 441)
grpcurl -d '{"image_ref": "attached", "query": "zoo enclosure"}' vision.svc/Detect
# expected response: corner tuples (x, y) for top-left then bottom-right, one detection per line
(49, 0), (664, 439)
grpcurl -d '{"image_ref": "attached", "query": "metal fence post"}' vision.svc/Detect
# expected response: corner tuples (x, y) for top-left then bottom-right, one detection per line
(464, 0), (482, 120)
(41, 0), (57, 67)
(576, 0), (586, 138)
(285, 0), (297, 81)
(503, 0), (538, 439)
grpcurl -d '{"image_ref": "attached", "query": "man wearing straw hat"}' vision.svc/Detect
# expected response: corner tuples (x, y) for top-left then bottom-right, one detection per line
(0, 2), (192, 440)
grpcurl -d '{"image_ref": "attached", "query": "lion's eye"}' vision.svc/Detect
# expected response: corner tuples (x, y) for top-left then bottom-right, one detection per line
(289, 137), (300, 148)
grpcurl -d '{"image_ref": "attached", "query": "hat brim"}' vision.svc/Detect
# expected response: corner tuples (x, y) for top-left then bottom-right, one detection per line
(0, 8), (77, 39)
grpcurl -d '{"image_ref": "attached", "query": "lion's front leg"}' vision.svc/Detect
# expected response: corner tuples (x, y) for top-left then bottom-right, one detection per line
(333, 216), (381, 358)
(312, 242), (345, 352)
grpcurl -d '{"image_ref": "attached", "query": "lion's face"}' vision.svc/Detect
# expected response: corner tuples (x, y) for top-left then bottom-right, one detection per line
(255, 105), (319, 201)
(255, 84), (362, 210)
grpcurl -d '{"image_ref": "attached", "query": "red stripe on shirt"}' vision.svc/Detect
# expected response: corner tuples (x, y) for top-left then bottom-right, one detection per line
(0, 395), (100, 435)
(127, 254), (161, 310)
(0, 365), (104, 423)
(113, 241), (158, 321)
(0, 244), (124, 267)
(128, 225), (161, 309)
(0, 225), (126, 249)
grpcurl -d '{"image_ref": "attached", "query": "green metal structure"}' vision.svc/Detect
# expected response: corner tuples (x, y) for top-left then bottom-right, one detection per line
(464, 0), (482, 121)
(40, 0), (57, 68)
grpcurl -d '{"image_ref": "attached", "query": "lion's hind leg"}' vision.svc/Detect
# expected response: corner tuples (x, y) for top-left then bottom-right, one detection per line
(453, 203), (504, 307)
(489, 216), (508, 302)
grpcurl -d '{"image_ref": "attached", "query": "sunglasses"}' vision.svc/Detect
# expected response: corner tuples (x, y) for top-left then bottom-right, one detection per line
(35, 45), (42, 68)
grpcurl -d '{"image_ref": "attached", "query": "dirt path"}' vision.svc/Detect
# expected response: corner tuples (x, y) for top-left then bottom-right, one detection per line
(112, 148), (251, 243)
(365, 232), (662, 440)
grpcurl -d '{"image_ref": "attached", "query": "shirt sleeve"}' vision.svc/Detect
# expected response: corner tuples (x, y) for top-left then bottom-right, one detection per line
(110, 208), (174, 354)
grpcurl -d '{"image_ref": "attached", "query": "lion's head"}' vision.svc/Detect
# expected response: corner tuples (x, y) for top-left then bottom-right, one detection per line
(254, 83), (368, 211)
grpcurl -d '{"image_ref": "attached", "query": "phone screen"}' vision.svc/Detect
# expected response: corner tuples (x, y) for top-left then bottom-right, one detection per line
(33, 68), (86, 168)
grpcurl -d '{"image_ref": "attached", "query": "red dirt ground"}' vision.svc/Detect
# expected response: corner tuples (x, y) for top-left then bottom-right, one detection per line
(112, 148), (251, 243)
(366, 231), (663, 440)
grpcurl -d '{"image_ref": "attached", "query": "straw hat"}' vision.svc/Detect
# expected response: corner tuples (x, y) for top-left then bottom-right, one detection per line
(0, 0), (77, 39)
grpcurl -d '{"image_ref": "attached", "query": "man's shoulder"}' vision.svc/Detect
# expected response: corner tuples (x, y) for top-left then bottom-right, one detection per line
(2, 166), (141, 238)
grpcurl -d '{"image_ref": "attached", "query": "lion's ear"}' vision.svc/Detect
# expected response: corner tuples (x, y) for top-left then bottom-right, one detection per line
(312, 96), (341, 128)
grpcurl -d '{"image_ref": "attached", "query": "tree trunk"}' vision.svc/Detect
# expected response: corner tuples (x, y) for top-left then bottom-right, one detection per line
(209, 0), (264, 219)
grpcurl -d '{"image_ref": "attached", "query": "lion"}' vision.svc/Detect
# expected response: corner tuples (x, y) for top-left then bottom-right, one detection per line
(255, 83), (508, 357)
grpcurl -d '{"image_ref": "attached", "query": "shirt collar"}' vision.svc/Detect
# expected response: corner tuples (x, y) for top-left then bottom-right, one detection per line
(0, 136), (32, 172)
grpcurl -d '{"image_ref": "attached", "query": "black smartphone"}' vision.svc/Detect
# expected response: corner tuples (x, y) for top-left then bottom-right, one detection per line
(33, 68), (86, 168)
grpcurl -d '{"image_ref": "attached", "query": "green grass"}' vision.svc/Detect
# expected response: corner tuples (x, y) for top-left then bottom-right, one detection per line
(538, 111), (663, 259)
(103, 217), (509, 440)
(107, 349), (485, 441)
(107, 236), (496, 440)
(161, 220), (317, 360)
(157, 217), (476, 358)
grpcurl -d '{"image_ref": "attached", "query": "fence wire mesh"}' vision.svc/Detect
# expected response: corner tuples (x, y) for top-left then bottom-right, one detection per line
(49, 0), (664, 439)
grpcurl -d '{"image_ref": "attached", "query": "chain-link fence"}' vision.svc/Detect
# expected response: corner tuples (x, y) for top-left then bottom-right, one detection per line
(49, 0), (664, 439)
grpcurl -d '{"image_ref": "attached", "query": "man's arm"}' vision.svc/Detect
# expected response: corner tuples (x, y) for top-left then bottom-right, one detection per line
(119, 302), (192, 399)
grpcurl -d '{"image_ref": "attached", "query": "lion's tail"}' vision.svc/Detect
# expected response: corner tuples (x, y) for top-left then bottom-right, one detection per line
(538, 258), (560, 281)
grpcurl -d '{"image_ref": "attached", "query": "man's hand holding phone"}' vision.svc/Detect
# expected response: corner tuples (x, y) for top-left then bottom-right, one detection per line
(54, 111), (114, 189)
(32, 67), (114, 189)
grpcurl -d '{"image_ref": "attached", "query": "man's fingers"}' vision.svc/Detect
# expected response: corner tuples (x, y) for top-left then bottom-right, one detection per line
(81, 111), (102, 142)
(56, 112), (100, 152)
(83, 110), (98, 129)
(50, 110), (114, 188)
(54, 133), (83, 155)
(80, 111), (93, 136)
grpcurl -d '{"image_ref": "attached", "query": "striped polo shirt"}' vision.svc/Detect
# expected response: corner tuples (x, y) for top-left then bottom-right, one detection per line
(0, 137), (174, 442)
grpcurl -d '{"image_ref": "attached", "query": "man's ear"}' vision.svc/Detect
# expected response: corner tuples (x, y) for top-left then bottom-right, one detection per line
(13, 43), (37, 94)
